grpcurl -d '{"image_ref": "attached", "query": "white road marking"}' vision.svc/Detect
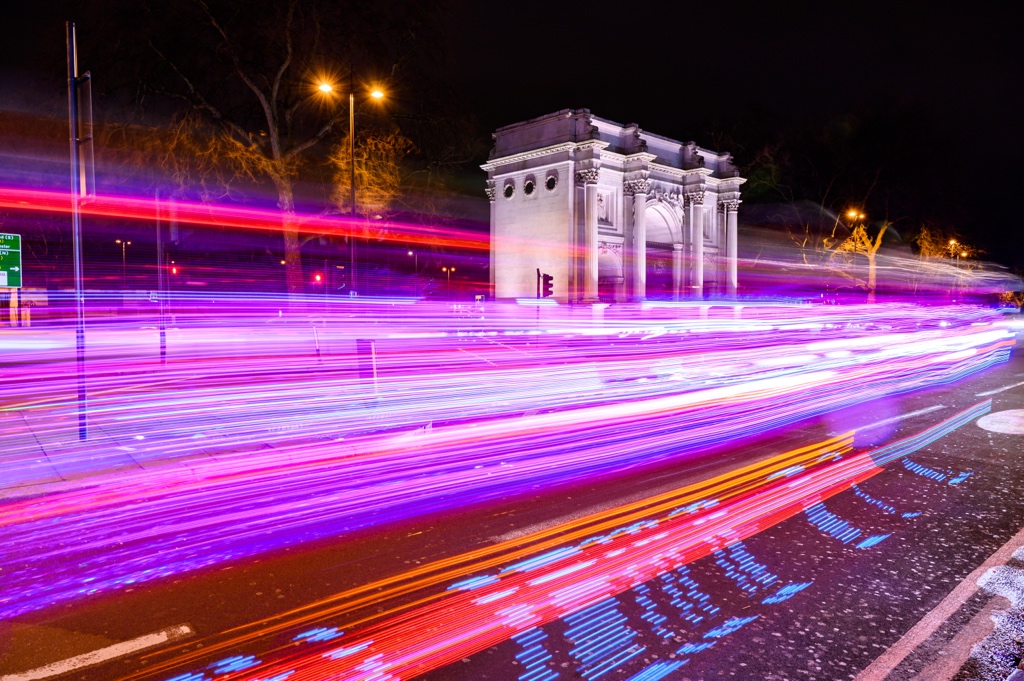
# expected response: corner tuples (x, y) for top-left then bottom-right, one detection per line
(0, 624), (194, 681)
(976, 380), (1024, 397)
(830, 405), (947, 437)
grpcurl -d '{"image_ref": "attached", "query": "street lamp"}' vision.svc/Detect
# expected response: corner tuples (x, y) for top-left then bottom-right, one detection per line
(115, 239), (131, 288)
(408, 250), (419, 296)
(442, 266), (455, 299)
(317, 78), (386, 296)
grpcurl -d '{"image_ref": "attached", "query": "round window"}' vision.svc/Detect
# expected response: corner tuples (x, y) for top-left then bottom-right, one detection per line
(524, 180), (535, 195)
(503, 184), (514, 199)
(545, 176), (557, 191)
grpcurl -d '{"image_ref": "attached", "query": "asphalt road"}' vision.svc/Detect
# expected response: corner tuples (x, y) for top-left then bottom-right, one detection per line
(425, 350), (1024, 681)
(1, 342), (1022, 681)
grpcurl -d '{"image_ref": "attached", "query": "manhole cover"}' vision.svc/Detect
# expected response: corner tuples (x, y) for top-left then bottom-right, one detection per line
(977, 409), (1024, 434)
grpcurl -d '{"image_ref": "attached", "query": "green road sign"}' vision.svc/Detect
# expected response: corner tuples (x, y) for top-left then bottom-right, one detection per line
(0, 233), (22, 288)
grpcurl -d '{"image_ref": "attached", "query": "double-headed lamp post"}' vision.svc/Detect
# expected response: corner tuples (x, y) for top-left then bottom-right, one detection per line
(949, 239), (964, 265)
(442, 266), (455, 299)
(115, 239), (131, 288)
(318, 80), (384, 295)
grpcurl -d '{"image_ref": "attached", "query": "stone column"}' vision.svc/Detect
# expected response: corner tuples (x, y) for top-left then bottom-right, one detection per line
(672, 243), (684, 299)
(625, 179), (649, 301)
(622, 190), (634, 299)
(576, 168), (600, 302)
(486, 180), (496, 295)
(724, 199), (740, 296)
(686, 192), (705, 299)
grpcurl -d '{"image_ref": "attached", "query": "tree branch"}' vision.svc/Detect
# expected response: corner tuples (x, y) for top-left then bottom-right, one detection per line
(270, 0), (298, 125)
(194, 0), (280, 159)
(285, 112), (347, 160)
(149, 42), (252, 144)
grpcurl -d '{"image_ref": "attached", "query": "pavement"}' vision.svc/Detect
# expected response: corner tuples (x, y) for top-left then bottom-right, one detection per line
(855, 525), (1024, 681)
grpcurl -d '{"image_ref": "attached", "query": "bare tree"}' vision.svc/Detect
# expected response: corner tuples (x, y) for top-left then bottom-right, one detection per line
(329, 129), (415, 237)
(831, 220), (891, 303)
(146, 0), (372, 297)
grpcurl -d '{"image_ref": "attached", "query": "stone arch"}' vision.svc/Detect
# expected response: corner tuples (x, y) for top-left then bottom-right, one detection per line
(644, 201), (681, 244)
(597, 242), (623, 301)
(597, 243), (622, 280)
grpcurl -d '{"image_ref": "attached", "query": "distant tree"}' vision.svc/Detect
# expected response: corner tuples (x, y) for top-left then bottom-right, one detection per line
(329, 129), (415, 237)
(831, 219), (891, 303)
(1000, 290), (1024, 310)
(914, 225), (951, 259)
(914, 225), (978, 261)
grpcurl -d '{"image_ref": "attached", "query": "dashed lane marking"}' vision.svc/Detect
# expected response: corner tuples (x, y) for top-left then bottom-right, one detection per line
(829, 405), (947, 437)
(0, 624), (194, 681)
(976, 380), (1024, 397)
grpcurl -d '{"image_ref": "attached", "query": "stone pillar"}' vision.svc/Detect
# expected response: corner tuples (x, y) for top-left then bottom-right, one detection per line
(625, 179), (649, 301)
(672, 243), (684, 299)
(687, 192), (705, 299)
(577, 169), (600, 302)
(486, 180), (496, 294)
(622, 191), (634, 299)
(725, 199), (740, 296)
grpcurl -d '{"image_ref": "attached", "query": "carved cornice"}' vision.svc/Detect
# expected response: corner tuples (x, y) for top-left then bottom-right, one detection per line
(480, 142), (579, 171)
(575, 168), (600, 186)
(623, 179), (651, 196)
(601, 149), (659, 165)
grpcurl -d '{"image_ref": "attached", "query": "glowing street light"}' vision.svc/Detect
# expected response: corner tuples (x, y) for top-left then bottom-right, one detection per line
(442, 266), (455, 299)
(318, 77), (386, 295)
(115, 239), (131, 288)
(948, 239), (961, 263)
(846, 209), (866, 222)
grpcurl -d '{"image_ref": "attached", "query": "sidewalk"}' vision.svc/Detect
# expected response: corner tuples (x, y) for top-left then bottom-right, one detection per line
(855, 526), (1024, 681)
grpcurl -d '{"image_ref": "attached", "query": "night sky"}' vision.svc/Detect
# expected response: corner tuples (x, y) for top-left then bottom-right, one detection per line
(448, 3), (1020, 147)
(445, 2), (1023, 267)
(2, 1), (1022, 267)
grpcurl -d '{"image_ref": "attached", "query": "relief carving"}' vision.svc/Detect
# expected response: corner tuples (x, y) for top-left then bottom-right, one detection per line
(575, 168), (600, 186)
(623, 179), (651, 196)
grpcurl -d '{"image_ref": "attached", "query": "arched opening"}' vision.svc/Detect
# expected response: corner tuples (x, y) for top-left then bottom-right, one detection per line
(644, 203), (679, 299)
(598, 244), (623, 302)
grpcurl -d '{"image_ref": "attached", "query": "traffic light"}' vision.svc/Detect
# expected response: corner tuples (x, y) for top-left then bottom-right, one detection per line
(541, 273), (554, 298)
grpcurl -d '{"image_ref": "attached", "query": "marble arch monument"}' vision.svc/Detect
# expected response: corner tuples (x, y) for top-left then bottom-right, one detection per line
(483, 109), (745, 302)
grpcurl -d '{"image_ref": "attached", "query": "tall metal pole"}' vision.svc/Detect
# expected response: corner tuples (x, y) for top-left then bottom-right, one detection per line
(67, 21), (88, 440)
(348, 70), (356, 296)
(156, 189), (166, 365)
